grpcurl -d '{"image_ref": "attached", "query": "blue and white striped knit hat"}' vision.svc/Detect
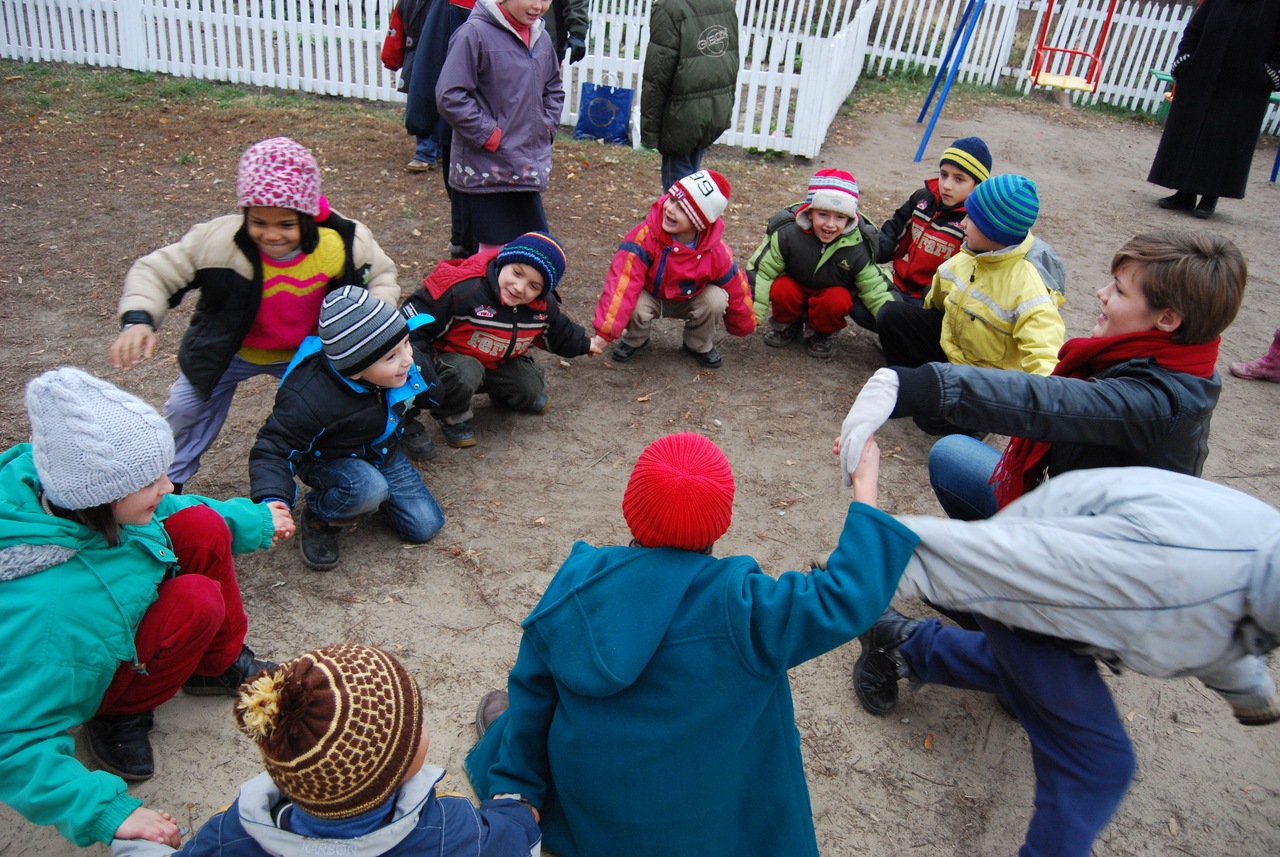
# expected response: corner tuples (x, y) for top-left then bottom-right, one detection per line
(964, 174), (1039, 247)
(319, 286), (408, 375)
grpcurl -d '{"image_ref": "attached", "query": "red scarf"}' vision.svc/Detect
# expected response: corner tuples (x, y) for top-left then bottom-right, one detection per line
(990, 331), (1219, 507)
(499, 5), (532, 47)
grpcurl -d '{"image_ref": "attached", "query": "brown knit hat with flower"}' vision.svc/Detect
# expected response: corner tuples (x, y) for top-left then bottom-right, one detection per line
(622, 433), (735, 550)
(234, 644), (423, 819)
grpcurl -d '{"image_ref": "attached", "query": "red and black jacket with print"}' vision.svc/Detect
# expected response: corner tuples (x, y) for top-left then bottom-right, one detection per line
(875, 177), (967, 302)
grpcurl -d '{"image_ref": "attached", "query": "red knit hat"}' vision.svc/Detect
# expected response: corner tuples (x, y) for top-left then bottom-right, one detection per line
(668, 170), (732, 231)
(623, 433), (735, 550)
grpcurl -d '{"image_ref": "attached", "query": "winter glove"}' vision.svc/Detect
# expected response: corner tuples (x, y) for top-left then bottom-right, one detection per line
(1233, 695), (1280, 726)
(1169, 53), (1190, 80)
(839, 368), (899, 487)
(1264, 62), (1280, 92)
(567, 35), (587, 65)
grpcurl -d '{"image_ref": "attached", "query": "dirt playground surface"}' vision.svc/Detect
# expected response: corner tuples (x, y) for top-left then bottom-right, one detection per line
(1, 71), (1278, 855)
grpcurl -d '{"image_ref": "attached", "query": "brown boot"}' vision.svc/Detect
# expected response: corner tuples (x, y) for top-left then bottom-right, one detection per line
(475, 689), (509, 738)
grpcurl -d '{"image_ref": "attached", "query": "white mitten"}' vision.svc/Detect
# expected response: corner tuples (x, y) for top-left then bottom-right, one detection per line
(839, 368), (900, 486)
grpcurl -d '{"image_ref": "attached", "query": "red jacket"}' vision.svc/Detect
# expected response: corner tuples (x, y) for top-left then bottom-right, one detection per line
(594, 197), (756, 342)
(875, 178), (967, 302)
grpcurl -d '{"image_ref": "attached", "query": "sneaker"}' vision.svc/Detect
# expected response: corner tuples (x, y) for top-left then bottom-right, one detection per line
(683, 344), (723, 369)
(612, 339), (649, 363)
(806, 332), (834, 359)
(763, 322), (801, 348)
(1230, 354), (1280, 382)
(438, 419), (477, 449)
(298, 506), (341, 571)
(406, 158), (435, 173)
(400, 418), (439, 462)
(184, 645), (278, 696)
(527, 392), (550, 415)
(85, 711), (155, 781)
(475, 689), (510, 739)
(1156, 190), (1195, 211)
(852, 607), (923, 716)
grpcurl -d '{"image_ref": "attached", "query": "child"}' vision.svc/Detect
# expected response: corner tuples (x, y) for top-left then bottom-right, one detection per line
(852, 464), (1280, 857)
(876, 136), (992, 303)
(594, 169), (757, 369)
(403, 232), (605, 449)
(435, 0), (565, 252)
(1229, 327), (1280, 381)
(0, 368), (288, 849)
(250, 287), (446, 571)
(875, 173), (1066, 378)
(749, 169), (895, 359)
(110, 644), (542, 856)
(108, 137), (411, 491)
(464, 432), (919, 857)
(837, 229), (1246, 521)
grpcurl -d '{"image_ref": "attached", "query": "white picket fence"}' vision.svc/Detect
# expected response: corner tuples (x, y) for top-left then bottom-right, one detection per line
(2, 0), (1275, 158)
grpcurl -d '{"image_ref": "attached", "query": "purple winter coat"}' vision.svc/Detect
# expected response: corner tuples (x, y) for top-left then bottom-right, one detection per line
(436, 0), (564, 194)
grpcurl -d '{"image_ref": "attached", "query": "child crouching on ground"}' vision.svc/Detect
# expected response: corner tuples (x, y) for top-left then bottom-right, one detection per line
(594, 170), (757, 369)
(111, 644), (542, 856)
(402, 232), (605, 449)
(250, 287), (445, 571)
(876, 136), (992, 304)
(750, 169), (894, 359)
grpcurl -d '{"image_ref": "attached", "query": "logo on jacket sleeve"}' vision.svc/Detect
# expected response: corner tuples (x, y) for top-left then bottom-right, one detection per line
(698, 25), (731, 57)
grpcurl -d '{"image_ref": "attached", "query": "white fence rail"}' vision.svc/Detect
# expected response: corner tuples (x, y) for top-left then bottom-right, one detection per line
(2, 0), (1275, 158)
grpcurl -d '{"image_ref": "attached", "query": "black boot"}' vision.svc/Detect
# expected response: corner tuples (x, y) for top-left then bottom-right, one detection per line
(85, 711), (155, 781)
(184, 644), (278, 696)
(298, 506), (341, 571)
(852, 608), (923, 715)
(1156, 190), (1195, 211)
(1193, 196), (1218, 219)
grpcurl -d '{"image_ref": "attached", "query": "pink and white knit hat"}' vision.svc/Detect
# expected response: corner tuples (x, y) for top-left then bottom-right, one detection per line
(236, 137), (321, 216)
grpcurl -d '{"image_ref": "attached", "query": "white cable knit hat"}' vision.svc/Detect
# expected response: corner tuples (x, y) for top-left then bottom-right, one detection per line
(25, 368), (174, 509)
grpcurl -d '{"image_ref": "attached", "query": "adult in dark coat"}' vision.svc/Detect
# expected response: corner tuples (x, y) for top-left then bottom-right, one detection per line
(1147, 0), (1280, 219)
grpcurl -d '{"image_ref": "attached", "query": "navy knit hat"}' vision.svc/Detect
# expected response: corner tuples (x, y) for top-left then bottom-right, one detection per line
(319, 286), (409, 375)
(965, 174), (1039, 247)
(940, 136), (992, 183)
(496, 232), (567, 295)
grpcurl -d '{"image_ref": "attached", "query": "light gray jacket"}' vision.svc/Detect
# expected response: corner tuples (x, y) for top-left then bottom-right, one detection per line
(897, 467), (1280, 711)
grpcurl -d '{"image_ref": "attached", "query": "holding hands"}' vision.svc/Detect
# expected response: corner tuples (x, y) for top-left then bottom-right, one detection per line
(115, 806), (180, 847)
(265, 501), (296, 545)
(836, 368), (899, 486)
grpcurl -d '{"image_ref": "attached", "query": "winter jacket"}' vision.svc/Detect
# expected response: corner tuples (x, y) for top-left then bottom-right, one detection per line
(593, 196), (756, 342)
(640, 0), (740, 155)
(466, 503), (919, 857)
(117, 212), (400, 401)
(891, 356), (1221, 479)
(748, 203), (894, 321)
(249, 325), (437, 505)
(436, 0), (564, 194)
(394, 0), (432, 93)
(543, 0), (589, 60)
(897, 466), (1280, 711)
(924, 234), (1066, 376)
(876, 178), (968, 301)
(404, 0), (473, 137)
(403, 253), (592, 370)
(109, 768), (541, 857)
(0, 445), (274, 847)
(1148, 0), (1280, 199)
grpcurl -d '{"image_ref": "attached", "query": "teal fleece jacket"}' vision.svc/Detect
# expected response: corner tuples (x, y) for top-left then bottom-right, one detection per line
(0, 445), (274, 846)
(467, 502), (919, 857)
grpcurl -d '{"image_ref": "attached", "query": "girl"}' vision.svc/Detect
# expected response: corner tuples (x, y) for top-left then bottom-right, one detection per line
(107, 137), (408, 490)
(0, 368), (292, 848)
(435, 0), (565, 253)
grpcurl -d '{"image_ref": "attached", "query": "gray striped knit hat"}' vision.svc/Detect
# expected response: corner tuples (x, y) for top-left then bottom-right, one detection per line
(319, 286), (408, 375)
(964, 174), (1039, 247)
(25, 368), (174, 509)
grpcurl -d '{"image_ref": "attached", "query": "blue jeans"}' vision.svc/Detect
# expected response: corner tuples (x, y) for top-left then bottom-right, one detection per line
(901, 617), (1136, 857)
(413, 134), (440, 165)
(296, 453), (444, 543)
(661, 149), (705, 193)
(928, 434), (1001, 521)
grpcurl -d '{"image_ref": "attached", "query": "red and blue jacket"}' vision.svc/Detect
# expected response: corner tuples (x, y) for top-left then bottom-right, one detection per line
(876, 177), (967, 302)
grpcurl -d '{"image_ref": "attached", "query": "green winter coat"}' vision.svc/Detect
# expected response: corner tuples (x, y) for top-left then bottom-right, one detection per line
(0, 445), (274, 846)
(639, 0), (740, 155)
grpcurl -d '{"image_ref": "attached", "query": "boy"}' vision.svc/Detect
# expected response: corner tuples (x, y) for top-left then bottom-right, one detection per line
(111, 644), (542, 855)
(876, 136), (992, 303)
(875, 173), (1067, 379)
(465, 432), (919, 857)
(850, 465), (1280, 857)
(837, 229), (1247, 521)
(250, 286), (445, 571)
(594, 169), (756, 369)
(749, 169), (895, 359)
(402, 232), (605, 449)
